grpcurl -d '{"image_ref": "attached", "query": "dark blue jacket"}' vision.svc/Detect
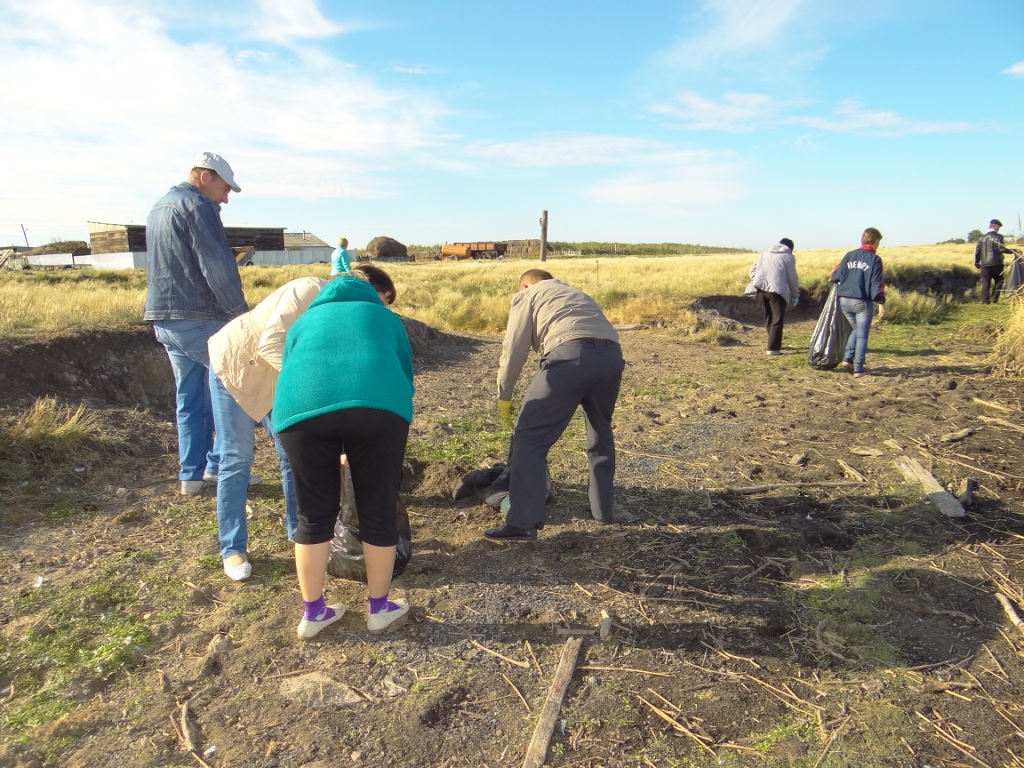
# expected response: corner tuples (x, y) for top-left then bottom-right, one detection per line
(831, 247), (885, 303)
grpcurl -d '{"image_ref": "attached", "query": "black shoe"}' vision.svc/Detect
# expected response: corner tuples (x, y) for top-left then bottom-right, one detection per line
(483, 524), (537, 541)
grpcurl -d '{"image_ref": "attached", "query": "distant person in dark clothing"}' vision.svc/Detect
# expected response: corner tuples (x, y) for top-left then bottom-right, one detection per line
(831, 227), (886, 379)
(975, 219), (1015, 304)
(748, 238), (800, 355)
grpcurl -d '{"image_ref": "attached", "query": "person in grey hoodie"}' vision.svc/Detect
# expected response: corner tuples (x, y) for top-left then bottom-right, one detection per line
(747, 238), (800, 355)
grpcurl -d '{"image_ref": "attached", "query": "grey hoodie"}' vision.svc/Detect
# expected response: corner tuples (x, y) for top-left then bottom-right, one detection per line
(749, 244), (800, 304)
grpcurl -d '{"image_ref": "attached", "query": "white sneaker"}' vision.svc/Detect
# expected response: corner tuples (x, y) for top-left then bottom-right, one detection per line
(181, 480), (205, 495)
(223, 556), (252, 582)
(367, 598), (410, 634)
(203, 474), (262, 486)
(297, 604), (346, 639)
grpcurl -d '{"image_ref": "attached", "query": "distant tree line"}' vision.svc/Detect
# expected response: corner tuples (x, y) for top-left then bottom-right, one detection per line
(548, 241), (752, 256)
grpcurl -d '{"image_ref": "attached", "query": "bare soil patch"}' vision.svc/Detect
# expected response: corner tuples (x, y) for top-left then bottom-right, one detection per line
(2, 310), (1024, 768)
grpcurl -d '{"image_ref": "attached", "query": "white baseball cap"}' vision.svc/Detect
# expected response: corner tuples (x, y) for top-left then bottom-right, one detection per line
(193, 151), (241, 193)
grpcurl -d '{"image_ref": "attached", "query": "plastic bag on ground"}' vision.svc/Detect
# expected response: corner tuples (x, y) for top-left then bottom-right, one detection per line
(326, 462), (412, 581)
(808, 285), (852, 370)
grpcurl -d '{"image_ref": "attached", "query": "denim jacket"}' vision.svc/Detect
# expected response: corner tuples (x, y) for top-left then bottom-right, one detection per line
(143, 183), (248, 321)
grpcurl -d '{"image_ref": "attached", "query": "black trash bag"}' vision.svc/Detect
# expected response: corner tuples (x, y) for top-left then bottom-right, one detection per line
(327, 463), (412, 582)
(1003, 255), (1024, 300)
(808, 285), (852, 370)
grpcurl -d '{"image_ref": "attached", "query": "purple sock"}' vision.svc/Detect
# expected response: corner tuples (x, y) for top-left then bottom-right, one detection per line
(304, 595), (328, 621)
(369, 594), (397, 614)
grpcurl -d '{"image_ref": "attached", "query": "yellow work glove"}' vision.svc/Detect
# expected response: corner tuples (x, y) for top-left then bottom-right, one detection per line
(498, 399), (514, 429)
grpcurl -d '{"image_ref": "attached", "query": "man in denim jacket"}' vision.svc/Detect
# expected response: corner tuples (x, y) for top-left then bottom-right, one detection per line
(144, 152), (248, 495)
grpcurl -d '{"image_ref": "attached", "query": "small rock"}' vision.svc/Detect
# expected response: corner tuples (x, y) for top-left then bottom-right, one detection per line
(790, 453), (809, 466)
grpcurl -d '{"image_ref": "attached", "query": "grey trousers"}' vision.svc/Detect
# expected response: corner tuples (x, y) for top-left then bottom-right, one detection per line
(507, 340), (625, 529)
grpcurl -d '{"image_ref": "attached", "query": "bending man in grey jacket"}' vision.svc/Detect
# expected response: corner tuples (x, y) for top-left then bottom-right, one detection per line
(748, 238), (800, 355)
(486, 270), (626, 541)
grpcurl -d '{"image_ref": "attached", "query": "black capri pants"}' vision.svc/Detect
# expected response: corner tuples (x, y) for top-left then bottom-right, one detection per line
(278, 407), (410, 547)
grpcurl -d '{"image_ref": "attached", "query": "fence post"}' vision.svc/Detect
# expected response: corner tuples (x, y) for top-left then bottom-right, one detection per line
(539, 210), (548, 262)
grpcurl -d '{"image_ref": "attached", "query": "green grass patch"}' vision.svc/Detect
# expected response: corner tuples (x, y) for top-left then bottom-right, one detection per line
(406, 414), (509, 464)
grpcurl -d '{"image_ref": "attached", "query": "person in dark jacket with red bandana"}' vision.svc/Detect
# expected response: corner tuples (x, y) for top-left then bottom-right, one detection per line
(831, 227), (886, 379)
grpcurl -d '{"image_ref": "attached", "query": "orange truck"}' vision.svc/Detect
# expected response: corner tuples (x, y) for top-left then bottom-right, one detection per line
(440, 242), (508, 260)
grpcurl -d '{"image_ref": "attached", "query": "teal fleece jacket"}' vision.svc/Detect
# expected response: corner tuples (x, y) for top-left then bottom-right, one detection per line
(272, 276), (414, 432)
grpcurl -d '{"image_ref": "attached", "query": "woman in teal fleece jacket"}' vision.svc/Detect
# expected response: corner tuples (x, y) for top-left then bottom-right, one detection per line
(273, 272), (414, 639)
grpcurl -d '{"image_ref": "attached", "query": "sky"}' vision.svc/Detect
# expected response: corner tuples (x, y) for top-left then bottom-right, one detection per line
(1, 0), (1021, 252)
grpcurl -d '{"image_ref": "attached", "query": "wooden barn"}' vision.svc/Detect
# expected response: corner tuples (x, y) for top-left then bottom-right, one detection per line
(83, 222), (332, 269)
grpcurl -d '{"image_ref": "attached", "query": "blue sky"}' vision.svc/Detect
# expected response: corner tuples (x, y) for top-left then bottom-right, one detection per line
(1, 0), (1021, 251)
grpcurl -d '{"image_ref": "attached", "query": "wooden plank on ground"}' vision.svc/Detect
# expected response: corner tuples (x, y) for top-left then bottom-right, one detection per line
(522, 636), (583, 768)
(895, 456), (966, 518)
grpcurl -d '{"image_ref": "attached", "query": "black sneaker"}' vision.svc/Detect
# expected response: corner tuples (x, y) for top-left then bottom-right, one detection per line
(483, 524), (537, 541)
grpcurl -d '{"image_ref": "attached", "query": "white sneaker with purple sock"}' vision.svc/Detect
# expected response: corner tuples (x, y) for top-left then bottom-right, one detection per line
(367, 597), (410, 634)
(297, 597), (346, 639)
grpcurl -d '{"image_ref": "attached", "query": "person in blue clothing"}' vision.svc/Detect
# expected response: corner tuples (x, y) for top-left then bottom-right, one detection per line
(329, 237), (351, 277)
(273, 269), (413, 640)
(831, 227), (887, 379)
(144, 151), (248, 496)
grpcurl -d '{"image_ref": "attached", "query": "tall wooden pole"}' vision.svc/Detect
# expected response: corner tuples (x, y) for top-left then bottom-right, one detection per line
(539, 210), (548, 262)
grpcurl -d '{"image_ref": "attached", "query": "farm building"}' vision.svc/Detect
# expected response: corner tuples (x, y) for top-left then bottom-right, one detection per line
(75, 222), (333, 270)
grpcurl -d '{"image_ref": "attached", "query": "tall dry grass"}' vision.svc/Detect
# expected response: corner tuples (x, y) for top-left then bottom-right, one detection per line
(992, 297), (1024, 376)
(0, 242), (983, 338)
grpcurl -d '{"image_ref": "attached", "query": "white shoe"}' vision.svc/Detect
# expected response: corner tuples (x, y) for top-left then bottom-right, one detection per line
(181, 480), (205, 495)
(297, 604), (346, 639)
(367, 599), (410, 634)
(223, 555), (252, 582)
(203, 473), (262, 486)
(765, 350), (782, 356)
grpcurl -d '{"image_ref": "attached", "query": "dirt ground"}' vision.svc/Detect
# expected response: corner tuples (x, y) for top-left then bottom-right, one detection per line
(2, 301), (1024, 768)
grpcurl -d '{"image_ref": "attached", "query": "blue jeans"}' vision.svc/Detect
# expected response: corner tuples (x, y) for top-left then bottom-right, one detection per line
(210, 371), (298, 559)
(153, 319), (226, 480)
(839, 298), (873, 373)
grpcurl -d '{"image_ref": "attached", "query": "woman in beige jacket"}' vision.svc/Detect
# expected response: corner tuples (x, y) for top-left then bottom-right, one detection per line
(207, 277), (326, 581)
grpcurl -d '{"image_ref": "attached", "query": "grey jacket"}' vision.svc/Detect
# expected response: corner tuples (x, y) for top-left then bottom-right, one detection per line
(143, 182), (247, 321)
(749, 244), (800, 304)
(497, 279), (618, 401)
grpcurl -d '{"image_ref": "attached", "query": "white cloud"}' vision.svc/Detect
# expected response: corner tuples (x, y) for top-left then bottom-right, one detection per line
(244, 0), (353, 44)
(465, 134), (667, 167)
(650, 91), (800, 132)
(588, 154), (746, 207)
(649, 92), (972, 137)
(664, 0), (814, 69)
(1004, 62), (1024, 78)
(0, 0), (448, 220)
(464, 133), (746, 208)
(791, 99), (973, 136)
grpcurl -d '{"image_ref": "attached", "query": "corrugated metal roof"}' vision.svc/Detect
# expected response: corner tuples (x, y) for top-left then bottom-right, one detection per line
(284, 232), (330, 249)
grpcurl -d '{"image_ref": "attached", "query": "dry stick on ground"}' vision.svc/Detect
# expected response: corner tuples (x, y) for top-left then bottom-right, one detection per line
(725, 481), (866, 495)
(995, 594), (1024, 637)
(914, 711), (992, 768)
(836, 459), (867, 482)
(636, 695), (716, 756)
(521, 636), (583, 768)
(500, 673), (531, 712)
(470, 639), (529, 669)
(973, 397), (1015, 413)
(977, 415), (1024, 434)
